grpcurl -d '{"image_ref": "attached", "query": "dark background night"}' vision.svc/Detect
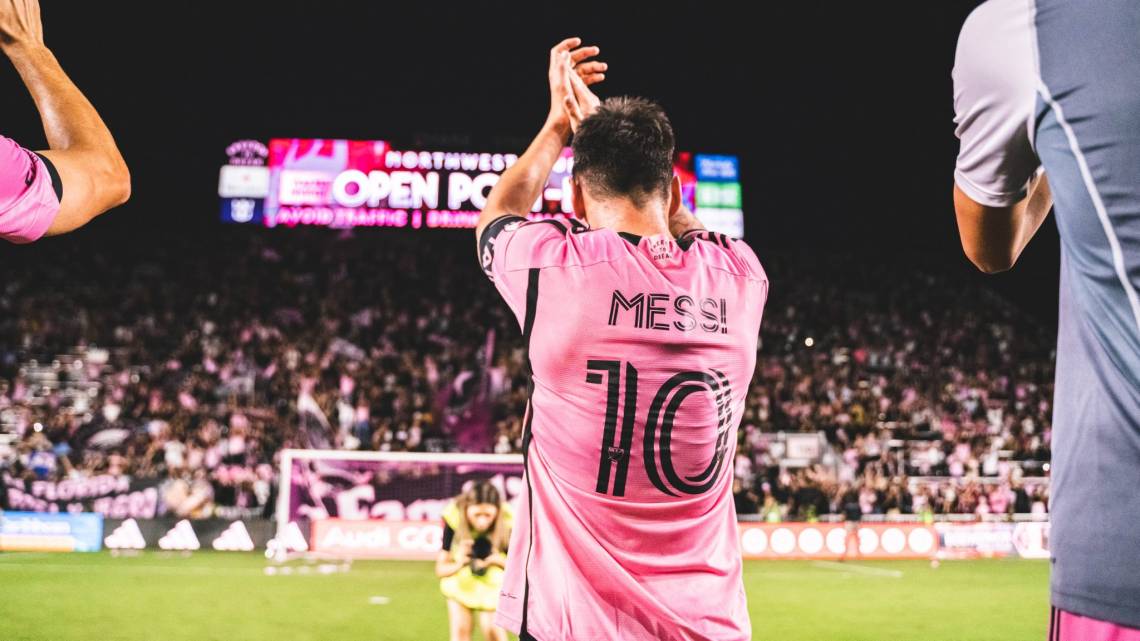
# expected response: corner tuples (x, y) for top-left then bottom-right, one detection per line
(0, 1), (1060, 324)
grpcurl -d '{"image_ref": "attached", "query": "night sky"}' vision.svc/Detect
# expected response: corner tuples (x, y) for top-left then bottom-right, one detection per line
(0, 1), (1061, 323)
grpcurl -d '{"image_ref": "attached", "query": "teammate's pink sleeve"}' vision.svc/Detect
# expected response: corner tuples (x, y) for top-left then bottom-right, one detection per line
(0, 136), (61, 244)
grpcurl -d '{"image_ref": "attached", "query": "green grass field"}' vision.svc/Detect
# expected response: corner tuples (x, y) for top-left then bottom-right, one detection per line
(0, 551), (1049, 641)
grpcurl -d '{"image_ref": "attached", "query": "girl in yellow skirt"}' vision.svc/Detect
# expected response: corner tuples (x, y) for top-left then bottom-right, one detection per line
(435, 481), (513, 641)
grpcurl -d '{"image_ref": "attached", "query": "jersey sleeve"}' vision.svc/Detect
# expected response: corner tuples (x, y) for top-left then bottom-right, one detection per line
(0, 137), (61, 244)
(679, 229), (768, 283)
(732, 238), (768, 285)
(951, 0), (1040, 207)
(478, 215), (574, 321)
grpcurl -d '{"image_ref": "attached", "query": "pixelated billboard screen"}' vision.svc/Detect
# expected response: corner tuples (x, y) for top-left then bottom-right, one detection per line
(219, 139), (743, 237)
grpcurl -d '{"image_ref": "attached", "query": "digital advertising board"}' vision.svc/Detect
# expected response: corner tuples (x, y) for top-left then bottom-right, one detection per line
(0, 511), (104, 552)
(219, 139), (744, 237)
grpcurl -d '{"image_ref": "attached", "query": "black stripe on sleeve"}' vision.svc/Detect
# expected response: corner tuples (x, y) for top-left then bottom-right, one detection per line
(478, 215), (527, 280)
(676, 228), (701, 251)
(32, 152), (63, 203)
(534, 218), (568, 234)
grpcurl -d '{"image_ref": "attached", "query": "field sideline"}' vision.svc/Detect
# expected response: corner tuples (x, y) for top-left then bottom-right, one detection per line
(0, 551), (1049, 641)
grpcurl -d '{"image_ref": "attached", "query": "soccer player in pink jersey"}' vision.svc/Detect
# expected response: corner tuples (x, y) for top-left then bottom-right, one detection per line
(0, 0), (130, 243)
(475, 38), (767, 641)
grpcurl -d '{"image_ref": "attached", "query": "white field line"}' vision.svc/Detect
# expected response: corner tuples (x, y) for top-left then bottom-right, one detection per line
(810, 560), (904, 578)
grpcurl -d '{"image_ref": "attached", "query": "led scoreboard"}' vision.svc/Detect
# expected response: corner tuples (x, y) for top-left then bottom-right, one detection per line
(219, 138), (744, 237)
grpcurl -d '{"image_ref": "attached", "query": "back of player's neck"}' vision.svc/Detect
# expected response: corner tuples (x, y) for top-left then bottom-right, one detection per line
(589, 208), (669, 238)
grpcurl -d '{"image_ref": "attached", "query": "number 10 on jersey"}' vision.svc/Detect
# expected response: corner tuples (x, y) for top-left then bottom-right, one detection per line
(586, 360), (735, 499)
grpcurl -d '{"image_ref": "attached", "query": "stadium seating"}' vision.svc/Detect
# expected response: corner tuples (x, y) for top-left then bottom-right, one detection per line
(0, 231), (1053, 518)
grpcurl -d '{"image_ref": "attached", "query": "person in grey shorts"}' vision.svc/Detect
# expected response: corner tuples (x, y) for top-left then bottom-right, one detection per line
(952, 0), (1140, 637)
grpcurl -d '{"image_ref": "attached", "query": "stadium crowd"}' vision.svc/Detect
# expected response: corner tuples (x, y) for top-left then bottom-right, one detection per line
(0, 230), (1053, 518)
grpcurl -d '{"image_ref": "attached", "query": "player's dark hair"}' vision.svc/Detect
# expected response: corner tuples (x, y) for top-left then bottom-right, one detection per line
(571, 96), (675, 206)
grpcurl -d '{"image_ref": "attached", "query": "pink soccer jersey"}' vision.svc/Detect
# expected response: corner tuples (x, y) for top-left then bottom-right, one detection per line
(480, 216), (768, 641)
(0, 136), (60, 244)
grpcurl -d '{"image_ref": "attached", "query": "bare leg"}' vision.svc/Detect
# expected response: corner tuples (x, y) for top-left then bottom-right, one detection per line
(842, 527), (858, 562)
(478, 610), (508, 641)
(447, 599), (473, 641)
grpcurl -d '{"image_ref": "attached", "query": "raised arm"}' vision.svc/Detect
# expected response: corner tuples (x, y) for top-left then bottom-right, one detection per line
(1, 0), (130, 237)
(474, 37), (606, 246)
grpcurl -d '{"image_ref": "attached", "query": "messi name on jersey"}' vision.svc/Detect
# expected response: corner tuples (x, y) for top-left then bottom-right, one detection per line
(608, 290), (728, 334)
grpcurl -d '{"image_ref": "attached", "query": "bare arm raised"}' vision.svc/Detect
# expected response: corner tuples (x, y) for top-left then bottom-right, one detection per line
(1, 0), (129, 239)
(473, 37), (605, 245)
